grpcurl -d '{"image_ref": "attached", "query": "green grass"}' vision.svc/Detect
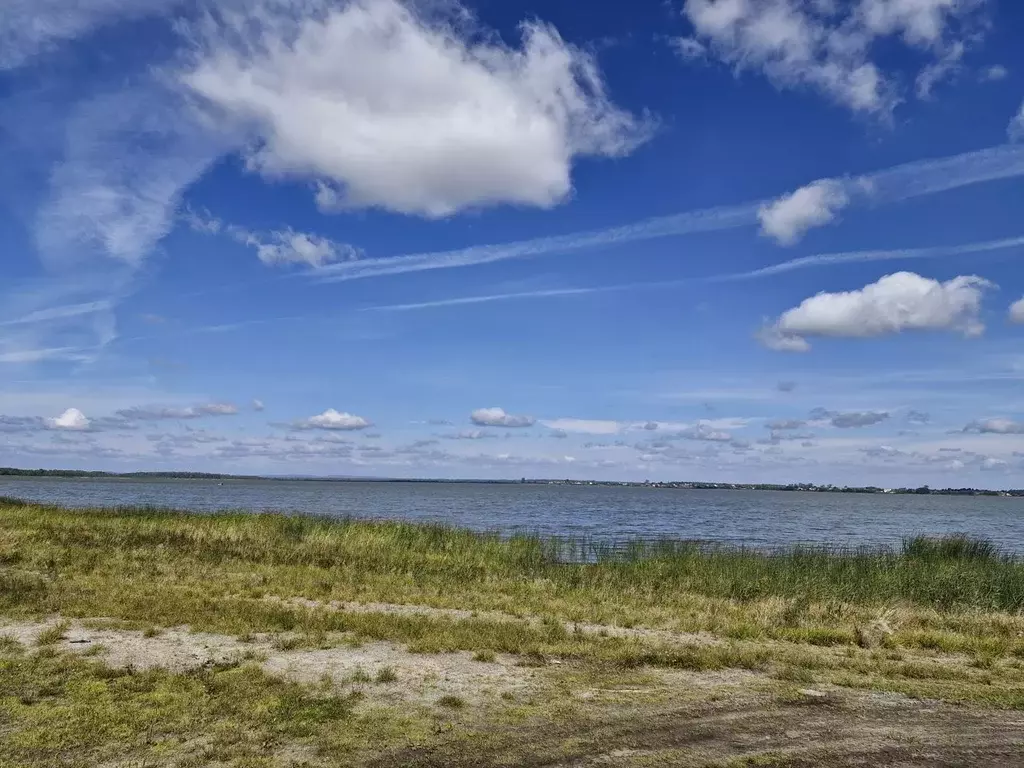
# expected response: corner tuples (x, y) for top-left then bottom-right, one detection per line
(2, 500), (1024, 685)
(0, 641), (378, 768)
(3, 500), (1024, 764)
(437, 694), (466, 709)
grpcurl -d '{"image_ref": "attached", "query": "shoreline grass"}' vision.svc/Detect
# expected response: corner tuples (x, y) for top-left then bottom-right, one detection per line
(2, 498), (1023, 656)
(2, 496), (1020, 609)
(3, 498), (1024, 765)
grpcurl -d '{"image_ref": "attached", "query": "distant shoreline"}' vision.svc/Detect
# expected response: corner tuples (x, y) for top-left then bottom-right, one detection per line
(2, 466), (1021, 497)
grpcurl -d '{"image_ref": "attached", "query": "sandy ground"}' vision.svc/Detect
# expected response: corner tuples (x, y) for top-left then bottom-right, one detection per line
(5, 612), (1024, 766)
(0, 618), (541, 707)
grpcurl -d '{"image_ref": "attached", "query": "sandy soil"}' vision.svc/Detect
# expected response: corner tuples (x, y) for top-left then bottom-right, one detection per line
(5, 614), (1024, 767)
(0, 618), (541, 707)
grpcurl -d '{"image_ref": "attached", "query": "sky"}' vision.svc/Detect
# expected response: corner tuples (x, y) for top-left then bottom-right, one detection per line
(1, 0), (1024, 487)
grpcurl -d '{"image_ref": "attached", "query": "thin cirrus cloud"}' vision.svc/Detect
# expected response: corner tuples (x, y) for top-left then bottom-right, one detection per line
(312, 143), (1024, 285)
(353, 233), (1024, 315)
(443, 430), (498, 440)
(758, 179), (850, 245)
(0, 0), (181, 72)
(180, 0), (651, 219)
(541, 418), (624, 435)
(116, 402), (239, 420)
(678, 0), (986, 115)
(470, 408), (536, 428)
(759, 272), (993, 352)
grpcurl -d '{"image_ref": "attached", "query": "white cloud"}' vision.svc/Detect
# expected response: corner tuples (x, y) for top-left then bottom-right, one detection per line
(295, 409), (372, 431)
(980, 64), (1007, 81)
(756, 326), (811, 352)
(758, 179), (850, 245)
(1010, 298), (1024, 324)
(252, 399), (266, 412)
(185, 209), (361, 269)
(181, 0), (650, 218)
(47, 407), (90, 431)
(231, 227), (360, 269)
(915, 40), (964, 99)
(761, 272), (992, 351)
(681, 0), (986, 114)
(1009, 102), (1024, 143)
(964, 418), (1024, 435)
(471, 407), (536, 428)
(541, 418), (623, 435)
(0, 0), (180, 72)
(672, 37), (708, 61)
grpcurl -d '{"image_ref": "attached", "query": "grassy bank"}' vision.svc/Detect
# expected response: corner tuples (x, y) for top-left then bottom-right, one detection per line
(2, 498), (1024, 650)
(3, 499), (1024, 766)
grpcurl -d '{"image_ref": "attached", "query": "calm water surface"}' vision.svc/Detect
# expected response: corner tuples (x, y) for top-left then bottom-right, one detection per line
(3, 476), (1024, 551)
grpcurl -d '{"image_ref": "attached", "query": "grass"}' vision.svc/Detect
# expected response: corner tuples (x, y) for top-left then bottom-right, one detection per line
(436, 694), (466, 710)
(1, 500), (1022, 648)
(0, 638), (444, 768)
(2, 500), (1024, 764)
(1, 502), (1024, 685)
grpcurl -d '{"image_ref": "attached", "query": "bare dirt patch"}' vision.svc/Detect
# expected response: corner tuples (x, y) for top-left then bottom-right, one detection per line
(0, 618), (541, 707)
(372, 690), (1024, 767)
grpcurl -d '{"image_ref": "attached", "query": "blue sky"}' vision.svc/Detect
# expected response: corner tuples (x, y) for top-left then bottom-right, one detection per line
(2, 0), (1024, 486)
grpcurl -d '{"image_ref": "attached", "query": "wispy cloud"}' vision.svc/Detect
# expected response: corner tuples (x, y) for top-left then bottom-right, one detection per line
(357, 234), (1024, 314)
(711, 235), (1024, 283)
(0, 0), (181, 72)
(316, 203), (757, 283)
(363, 287), (607, 312)
(313, 143), (1024, 284)
(184, 210), (361, 268)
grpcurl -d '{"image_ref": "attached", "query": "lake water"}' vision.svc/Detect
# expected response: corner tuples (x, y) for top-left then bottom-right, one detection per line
(3, 476), (1024, 551)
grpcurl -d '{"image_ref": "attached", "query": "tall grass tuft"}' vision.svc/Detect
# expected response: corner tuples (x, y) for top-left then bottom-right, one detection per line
(903, 534), (1002, 562)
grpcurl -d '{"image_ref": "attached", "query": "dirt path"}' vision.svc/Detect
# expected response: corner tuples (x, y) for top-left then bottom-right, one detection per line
(266, 595), (719, 645)
(374, 693), (1024, 767)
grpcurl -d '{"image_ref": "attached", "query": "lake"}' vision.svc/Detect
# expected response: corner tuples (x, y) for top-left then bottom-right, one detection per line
(3, 476), (1024, 551)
